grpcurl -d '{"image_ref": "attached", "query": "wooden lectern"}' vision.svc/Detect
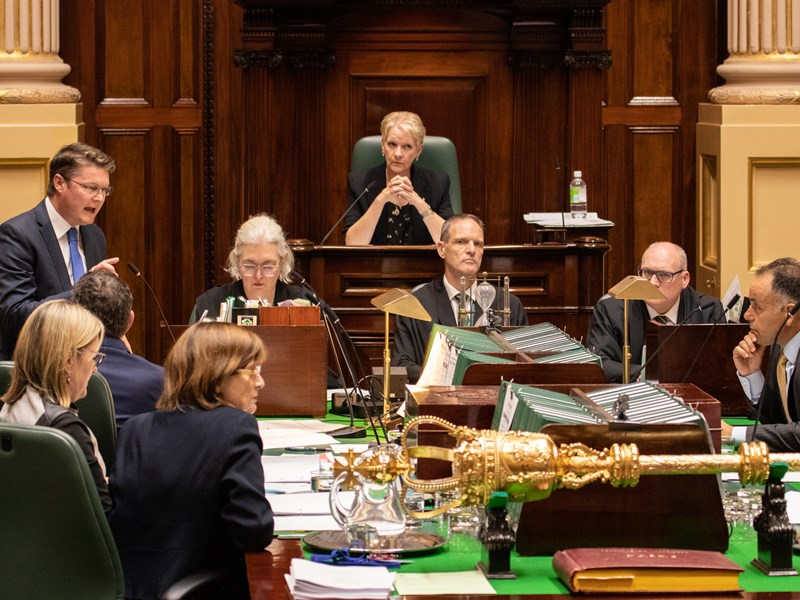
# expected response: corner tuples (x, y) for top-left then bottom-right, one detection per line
(644, 322), (754, 416)
(162, 318), (327, 418)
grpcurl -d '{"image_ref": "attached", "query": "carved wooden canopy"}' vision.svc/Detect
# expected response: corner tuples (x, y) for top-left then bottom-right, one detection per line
(234, 0), (612, 70)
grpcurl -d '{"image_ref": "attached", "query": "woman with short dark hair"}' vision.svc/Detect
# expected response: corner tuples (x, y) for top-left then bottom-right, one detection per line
(109, 322), (274, 599)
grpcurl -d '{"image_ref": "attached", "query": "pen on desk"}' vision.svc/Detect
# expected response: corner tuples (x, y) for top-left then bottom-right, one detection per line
(264, 489), (286, 495)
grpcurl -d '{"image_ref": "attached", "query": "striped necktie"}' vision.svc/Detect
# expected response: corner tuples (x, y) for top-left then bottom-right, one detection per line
(455, 293), (473, 326)
(777, 352), (791, 421)
(654, 314), (671, 325)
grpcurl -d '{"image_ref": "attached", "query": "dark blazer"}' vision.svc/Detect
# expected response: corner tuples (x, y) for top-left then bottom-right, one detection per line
(0, 200), (107, 358)
(585, 286), (725, 383)
(392, 277), (528, 382)
(343, 163), (453, 245)
(748, 342), (800, 452)
(97, 336), (164, 430)
(110, 406), (274, 600)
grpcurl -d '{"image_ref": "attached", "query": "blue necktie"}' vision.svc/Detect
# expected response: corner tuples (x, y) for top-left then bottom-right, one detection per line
(67, 227), (85, 282)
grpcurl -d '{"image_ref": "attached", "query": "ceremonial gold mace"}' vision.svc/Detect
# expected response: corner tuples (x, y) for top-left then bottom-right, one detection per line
(333, 416), (800, 518)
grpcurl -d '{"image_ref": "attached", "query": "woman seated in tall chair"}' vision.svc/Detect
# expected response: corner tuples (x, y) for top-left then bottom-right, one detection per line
(109, 322), (274, 600)
(0, 299), (110, 512)
(344, 111), (453, 245)
(191, 213), (320, 321)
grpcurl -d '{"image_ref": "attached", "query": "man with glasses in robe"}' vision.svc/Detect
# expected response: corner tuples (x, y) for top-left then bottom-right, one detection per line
(586, 241), (724, 383)
(0, 143), (118, 359)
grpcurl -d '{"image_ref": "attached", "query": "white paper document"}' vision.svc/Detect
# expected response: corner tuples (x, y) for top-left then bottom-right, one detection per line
(285, 557), (395, 599)
(259, 430), (338, 450)
(262, 454), (320, 482)
(274, 515), (340, 533)
(258, 419), (345, 433)
(393, 570), (496, 595)
(523, 211), (614, 228)
(267, 491), (354, 516)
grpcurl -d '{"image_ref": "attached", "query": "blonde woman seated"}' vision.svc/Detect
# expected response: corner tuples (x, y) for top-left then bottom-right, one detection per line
(344, 111), (453, 245)
(109, 322), (274, 599)
(0, 299), (109, 511)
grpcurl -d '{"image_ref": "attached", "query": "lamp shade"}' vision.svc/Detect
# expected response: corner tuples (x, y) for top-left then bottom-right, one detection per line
(608, 275), (666, 302)
(371, 288), (431, 321)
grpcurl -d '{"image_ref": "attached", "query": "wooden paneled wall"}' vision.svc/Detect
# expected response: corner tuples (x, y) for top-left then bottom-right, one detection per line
(59, 0), (722, 363)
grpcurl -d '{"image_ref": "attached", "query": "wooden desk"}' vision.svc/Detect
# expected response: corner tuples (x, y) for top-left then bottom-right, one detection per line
(246, 539), (800, 599)
(291, 241), (610, 367)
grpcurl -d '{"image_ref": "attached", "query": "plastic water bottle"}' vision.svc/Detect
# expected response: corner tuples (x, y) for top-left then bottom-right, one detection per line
(569, 170), (587, 218)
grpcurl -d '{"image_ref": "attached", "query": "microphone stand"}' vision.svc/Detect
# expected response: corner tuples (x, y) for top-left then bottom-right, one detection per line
(638, 301), (717, 382)
(290, 270), (386, 440)
(319, 180), (377, 245)
(680, 294), (741, 383)
(127, 261), (175, 342)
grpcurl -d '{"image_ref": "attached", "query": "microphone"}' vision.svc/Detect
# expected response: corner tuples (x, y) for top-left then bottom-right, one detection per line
(319, 180), (377, 245)
(637, 298), (719, 381)
(749, 299), (800, 442)
(680, 294), (741, 383)
(127, 261), (175, 342)
(289, 269), (374, 439)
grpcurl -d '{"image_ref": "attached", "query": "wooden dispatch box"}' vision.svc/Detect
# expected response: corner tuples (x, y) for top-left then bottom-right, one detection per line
(162, 323), (327, 417)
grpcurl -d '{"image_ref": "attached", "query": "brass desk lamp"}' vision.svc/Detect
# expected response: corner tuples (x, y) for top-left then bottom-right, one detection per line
(607, 275), (665, 384)
(371, 289), (431, 415)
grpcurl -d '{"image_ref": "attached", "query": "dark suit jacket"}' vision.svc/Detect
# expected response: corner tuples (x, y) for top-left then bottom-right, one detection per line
(392, 277), (528, 382)
(343, 163), (453, 245)
(748, 342), (800, 452)
(0, 200), (107, 358)
(110, 406), (274, 600)
(585, 286), (724, 383)
(97, 336), (163, 430)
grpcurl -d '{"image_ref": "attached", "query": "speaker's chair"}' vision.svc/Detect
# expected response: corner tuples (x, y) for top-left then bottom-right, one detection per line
(350, 135), (462, 215)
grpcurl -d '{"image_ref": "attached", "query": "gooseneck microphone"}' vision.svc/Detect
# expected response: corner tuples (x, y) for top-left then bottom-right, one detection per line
(319, 180), (377, 245)
(680, 294), (741, 383)
(749, 300), (800, 442)
(127, 261), (175, 342)
(637, 298), (719, 381)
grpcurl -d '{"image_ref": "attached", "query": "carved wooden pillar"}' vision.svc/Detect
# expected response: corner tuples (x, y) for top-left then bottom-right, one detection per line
(509, 3), (611, 239)
(234, 2), (334, 239)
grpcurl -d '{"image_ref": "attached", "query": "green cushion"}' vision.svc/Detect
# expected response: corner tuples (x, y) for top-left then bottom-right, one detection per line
(351, 135), (462, 215)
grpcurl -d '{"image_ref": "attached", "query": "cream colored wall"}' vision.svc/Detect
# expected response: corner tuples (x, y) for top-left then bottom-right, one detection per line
(697, 104), (800, 297)
(0, 104), (83, 223)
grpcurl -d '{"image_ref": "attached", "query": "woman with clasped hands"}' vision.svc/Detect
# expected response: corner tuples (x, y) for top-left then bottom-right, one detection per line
(344, 111), (453, 245)
(0, 299), (110, 511)
(109, 322), (274, 600)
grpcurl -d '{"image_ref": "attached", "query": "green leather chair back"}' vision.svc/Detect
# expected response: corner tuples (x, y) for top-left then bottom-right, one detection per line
(0, 360), (12, 396)
(75, 371), (118, 470)
(351, 135), (462, 215)
(0, 362), (116, 469)
(0, 423), (125, 599)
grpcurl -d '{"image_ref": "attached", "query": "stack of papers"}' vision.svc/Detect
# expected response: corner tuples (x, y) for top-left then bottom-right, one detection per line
(523, 211), (614, 227)
(285, 558), (395, 599)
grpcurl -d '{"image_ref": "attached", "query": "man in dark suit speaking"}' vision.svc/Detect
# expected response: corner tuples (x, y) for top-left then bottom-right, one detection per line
(0, 143), (119, 359)
(392, 213), (528, 382)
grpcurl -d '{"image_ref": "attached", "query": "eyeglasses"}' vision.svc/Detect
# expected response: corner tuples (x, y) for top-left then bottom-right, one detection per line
(637, 267), (685, 284)
(236, 366), (263, 380)
(239, 262), (279, 277)
(63, 177), (114, 198)
(79, 348), (106, 366)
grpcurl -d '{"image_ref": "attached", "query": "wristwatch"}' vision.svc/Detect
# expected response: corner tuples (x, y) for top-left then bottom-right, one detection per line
(419, 203), (434, 219)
